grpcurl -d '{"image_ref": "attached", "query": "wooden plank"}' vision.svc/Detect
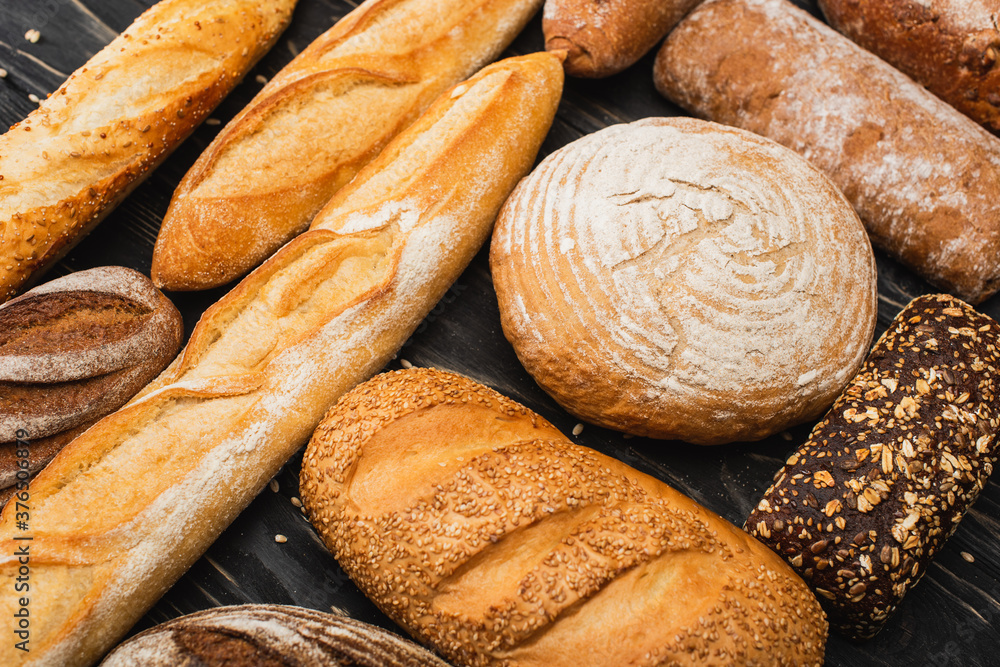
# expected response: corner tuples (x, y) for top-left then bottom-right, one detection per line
(0, 0), (997, 664)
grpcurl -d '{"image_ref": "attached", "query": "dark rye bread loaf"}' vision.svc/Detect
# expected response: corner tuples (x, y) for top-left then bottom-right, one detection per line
(819, 0), (1000, 134)
(0, 267), (182, 496)
(746, 294), (1000, 640)
(654, 0), (1000, 304)
(100, 604), (448, 666)
(301, 368), (828, 666)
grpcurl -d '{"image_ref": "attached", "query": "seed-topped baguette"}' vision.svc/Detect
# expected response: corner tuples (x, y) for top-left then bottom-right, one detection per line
(747, 294), (1000, 640)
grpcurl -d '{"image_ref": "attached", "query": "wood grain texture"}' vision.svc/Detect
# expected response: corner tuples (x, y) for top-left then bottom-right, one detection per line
(0, 0), (997, 665)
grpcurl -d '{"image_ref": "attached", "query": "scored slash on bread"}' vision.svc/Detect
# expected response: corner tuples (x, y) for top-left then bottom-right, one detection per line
(300, 367), (828, 667)
(0, 267), (182, 500)
(151, 0), (545, 292)
(0, 0), (297, 304)
(0, 52), (563, 667)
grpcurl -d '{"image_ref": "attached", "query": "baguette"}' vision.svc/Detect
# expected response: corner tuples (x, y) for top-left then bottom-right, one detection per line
(300, 367), (828, 666)
(0, 267), (182, 497)
(654, 0), (1000, 304)
(0, 52), (563, 667)
(151, 0), (544, 291)
(818, 0), (1000, 133)
(0, 0), (297, 303)
(543, 0), (701, 77)
(747, 294), (1000, 639)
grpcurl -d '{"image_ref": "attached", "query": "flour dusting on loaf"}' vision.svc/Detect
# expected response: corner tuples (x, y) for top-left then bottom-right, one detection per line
(655, 0), (1000, 303)
(492, 117), (877, 444)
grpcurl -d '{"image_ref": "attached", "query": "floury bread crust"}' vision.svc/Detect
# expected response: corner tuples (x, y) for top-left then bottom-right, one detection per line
(819, 0), (1000, 134)
(0, 53), (563, 667)
(654, 0), (1000, 304)
(152, 0), (544, 291)
(300, 368), (828, 667)
(491, 117), (877, 444)
(0, 267), (182, 497)
(0, 0), (297, 303)
(542, 0), (701, 77)
(100, 604), (449, 666)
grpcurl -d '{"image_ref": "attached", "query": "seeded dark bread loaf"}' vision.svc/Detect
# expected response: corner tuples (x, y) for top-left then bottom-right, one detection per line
(543, 0), (701, 77)
(654, 0), (1000, 304)
(0, 0), (297, 303)
(300, 368), (828, 667)
(100, 604), (448, 666)
(0, 267), (182, 495)
(818, 0), (1000, 133)
(746, 294), (1000, 640)
(151, 0), (544, 291)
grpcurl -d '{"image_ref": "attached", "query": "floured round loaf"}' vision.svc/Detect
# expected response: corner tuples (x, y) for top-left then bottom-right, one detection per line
(490, 117), (877, 444)
(100, 604), (448, 666)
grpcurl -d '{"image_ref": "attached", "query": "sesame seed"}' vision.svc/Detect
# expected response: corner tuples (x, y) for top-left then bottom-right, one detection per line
(269, 479), (279, 493)
(28, 93), (40, 104)
(206, 118), (221, 126)
(0, 68), (7, 78)
(572, 423), (584, 436)
(961, 551), (975, 563)
(255, 74), (268, 84)
(290, 496), (302, 507)
(400, 359), (413, 369)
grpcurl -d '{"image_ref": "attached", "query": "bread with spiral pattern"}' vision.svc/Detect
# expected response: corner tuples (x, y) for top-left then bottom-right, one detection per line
(491, 117), (877, 444)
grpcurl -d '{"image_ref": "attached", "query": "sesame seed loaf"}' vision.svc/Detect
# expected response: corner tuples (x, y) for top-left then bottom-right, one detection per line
(654, 0), (1000, 304)
(542, 0), (701, 77)
(100, 604), (449, 666)
(0, 0), (297, 303)
(818, 0), (1000, 134)
(151, 0), (544, 291)
(0, 266), (182, 496)
(746, 294), (1000, 640)
(0, 53), (562, 667)
(300, 367), (828, 666)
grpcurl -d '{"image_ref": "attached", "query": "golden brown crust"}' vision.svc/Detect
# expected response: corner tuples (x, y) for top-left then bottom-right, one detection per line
(819, 0), (1000, 134)
(301, 367), (828, 666)
(491, 117), (876, 444)
(151, 0), (544, 291)
(543, 0), (701, 77)
(654, 0), (1000, 304)
(0, 0), (296, 303)
(0, 53), (562, 667)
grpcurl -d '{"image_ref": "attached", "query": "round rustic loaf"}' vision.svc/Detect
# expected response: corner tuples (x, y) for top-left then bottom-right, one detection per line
(490, 117), (877, 444)
(100, 604), (448, 666)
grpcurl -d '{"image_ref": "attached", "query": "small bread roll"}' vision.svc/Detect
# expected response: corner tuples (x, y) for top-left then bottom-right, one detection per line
(490, 117), (877, 444)
(100, 604), (448, 666)
(300, 368), (828, 667)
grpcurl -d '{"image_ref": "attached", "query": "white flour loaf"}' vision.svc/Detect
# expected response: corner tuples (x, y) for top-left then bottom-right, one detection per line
(0, 53), (563, 667)
(655, 0), (1000, 304)
(300, 368), (828, 666)
(0, 0), (296, 303)
(491, 117), (877, 445)
(152, 0), (544, 291)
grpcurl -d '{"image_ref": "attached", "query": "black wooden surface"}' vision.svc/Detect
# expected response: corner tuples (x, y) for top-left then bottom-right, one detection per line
(1, 0), (998, 664)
